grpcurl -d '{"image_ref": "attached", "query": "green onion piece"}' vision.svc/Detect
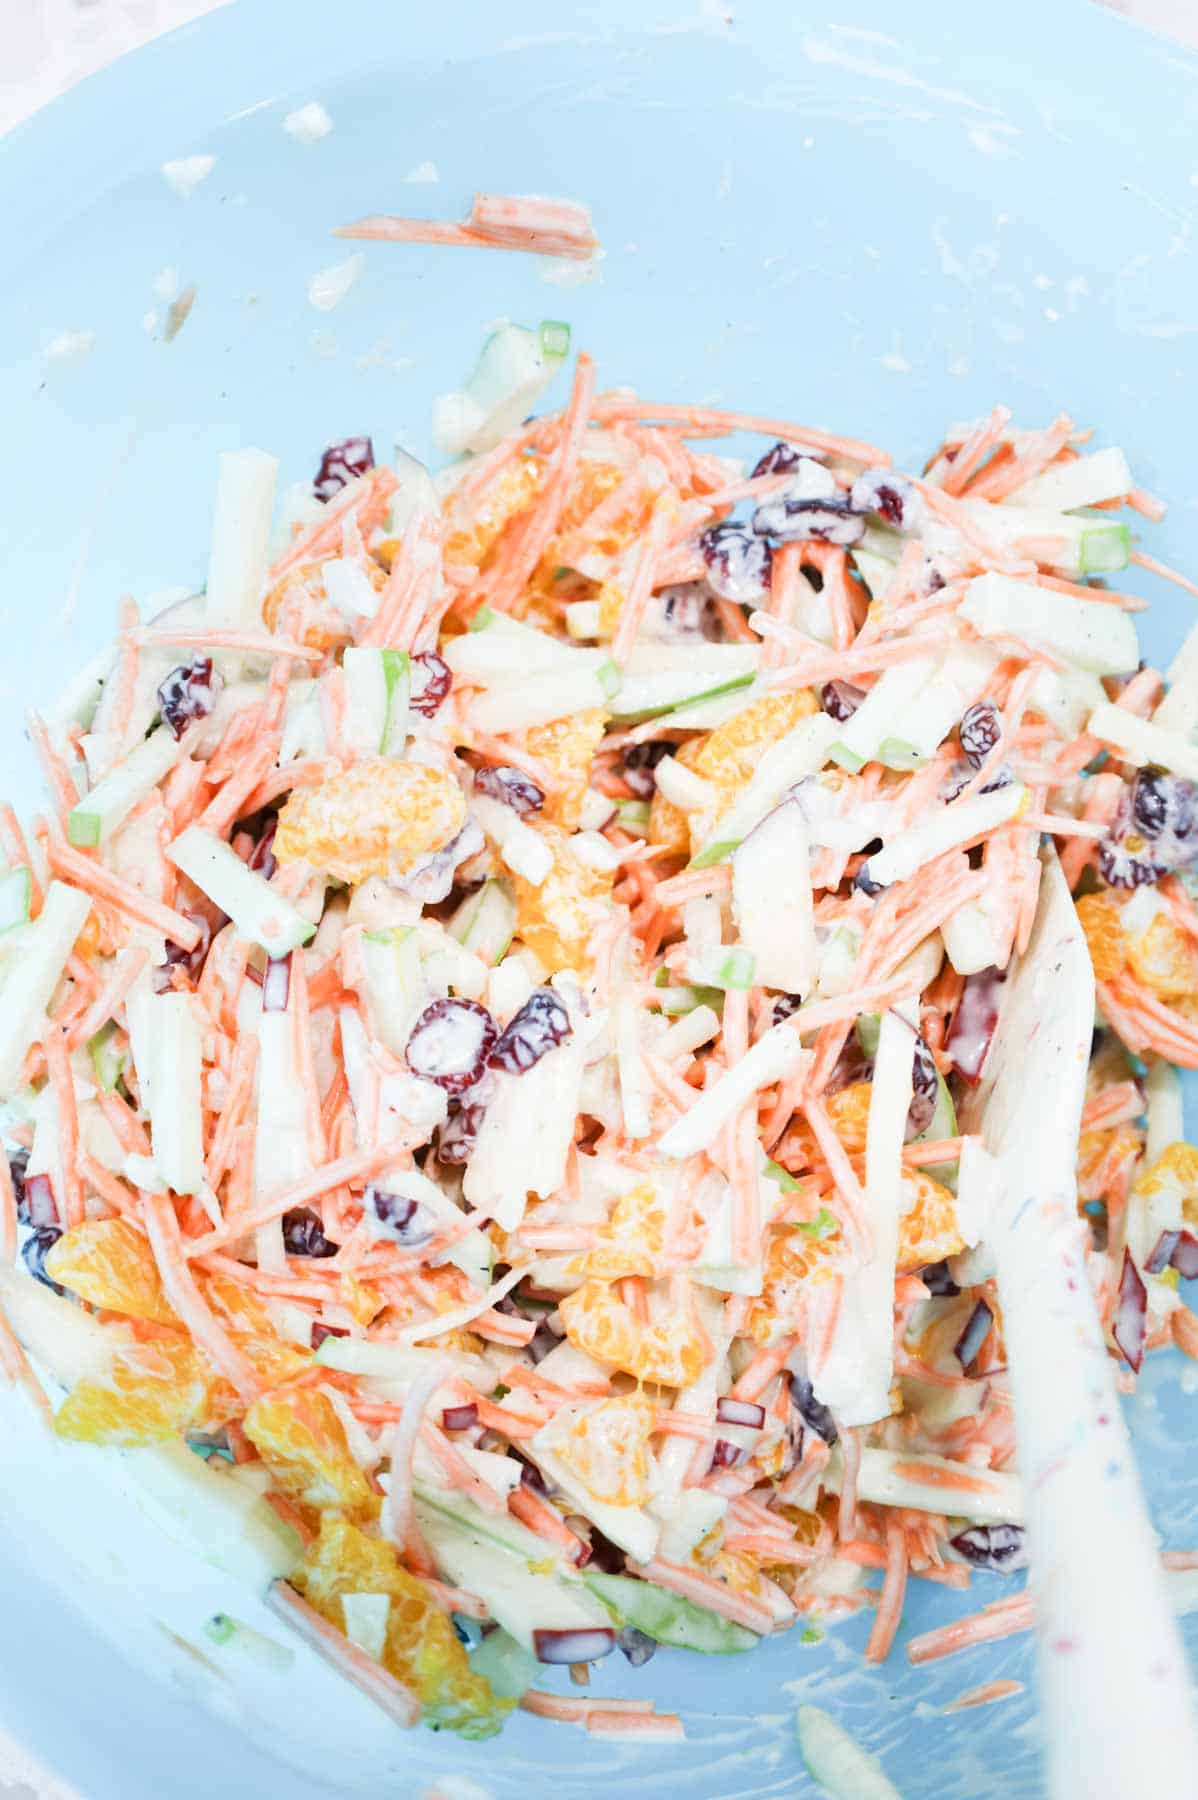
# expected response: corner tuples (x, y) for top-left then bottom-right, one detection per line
(688, 838), (741, 871)
(467, 606), (495, 633)
(597, 658), (622, 700)
(539, 319), (571, 359)
(615, 799), (650, 830)
(794, 1207), (838, 1240)
(205, 1613), (236, 1646)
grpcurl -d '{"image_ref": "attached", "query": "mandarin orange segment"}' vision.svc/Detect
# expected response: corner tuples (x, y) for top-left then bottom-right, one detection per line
(778, 1081), (873, 1171)
(583, 1181), (665, 1281)
(1076, 892), (1127, 982)
(896, 1169), (964, 1271)
(243, 1388), (379, 1521)
(274, 759), (467, 884)
(45, 1218), (177, 1324)
(199, 1273), (311, 1394)
(559, 1280), (707, 1386)
(648, 737), (707, 856)
(511, 822), (613, 973)
(546, 1393), (656, 1507)
(262, 560), (372, 652)
(1126, 911), (1198, 1001)
(293, 1515), (512, 1739)
(445, 457), (547, 569)
(693, 689), (820, 797)
(1134, 1141), (1198, 1229)
(55, 1332), (211, 1447)
(525, 707), (608, 830)
(746, 1226), (841, 1346)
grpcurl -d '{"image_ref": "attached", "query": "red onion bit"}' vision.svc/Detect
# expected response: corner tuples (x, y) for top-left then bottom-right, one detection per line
(709, 1439), (748, 1471)
(262, 953), (293, 1013)
(1146, 1228), (1198, 1281)
(716, 1397), (766, 1429)
(1113, 1249), (1148, 1373)
(954, 1298), (994, 1373)
(24, 1173), (58, 1228)
(946, 967), (1005, 1084)
(311, 1322), (350, 1352)
(532, 1628), (616, 1665)
(441, 1404), (479, 1432)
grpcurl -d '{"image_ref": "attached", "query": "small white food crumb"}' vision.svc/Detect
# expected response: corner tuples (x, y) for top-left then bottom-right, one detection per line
(404, 160), (440, 184)
(161, 154), (216, 198)
(540, 249), (604, 288)
(307, 254), (365, 312)
(283, 102), (333, 144)
(46, 330), (96, 364)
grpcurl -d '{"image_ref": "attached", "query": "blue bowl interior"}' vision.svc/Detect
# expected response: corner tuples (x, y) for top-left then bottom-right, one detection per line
(1, 2), (1197, 1794)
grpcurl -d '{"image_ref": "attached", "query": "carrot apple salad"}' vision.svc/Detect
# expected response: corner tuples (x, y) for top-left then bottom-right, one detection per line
(3, 323), (1198, 1743)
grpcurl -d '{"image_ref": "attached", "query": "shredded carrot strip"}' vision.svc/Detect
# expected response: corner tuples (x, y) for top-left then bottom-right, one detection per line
(47, 840), (201, 949)
(865, 1519), (909, 1664)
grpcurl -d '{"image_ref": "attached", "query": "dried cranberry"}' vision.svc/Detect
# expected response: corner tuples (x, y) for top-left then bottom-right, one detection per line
(752, 493), (864, 548)
(368, 1187), (435, 1245)
(950, 1523), (1026, 1573)
(1130, 767), (1198, 866)
(248, 817), (278, 880)
(750, 441), (806, 479)
(617, 1627), (657, 1668)
(850, 469), (916, 530)
(947, 967), (1005, 1083)
(1097, 835), (1164, 890)
(314, 435), (374, 502)
(788, 1373), (838, 1446)
(622, 741), (668, 800)
(821, 679), (866, 723)
(853, 862), (885, 897)
(585, 1525), (628, 1575)
(6, 1149), (29, 1225)
(657, 582), (714, 639)
(406, 998), (497, 1093)
(959, 700), (1001, 769)
(489, 989), (571, 1074)
(311, 1322), (350, 1351)
(282, 1207), (339, 1258)
(22, 1225), (63, 1293)
(410, 652), (452, 718)
(772, 994), (802, 1025)
(436, 1083), (491, 1164)
(700, 521), (772, 605)
(157, 658), (222, 739)
(473, 765), (544, 815)
(906, 1034), (940, 1140)
(394, 821), (485, 904)
(921, 1260), (960, 1297)
(22, 1173), (57, 1228)
(154, 910), (214, 993)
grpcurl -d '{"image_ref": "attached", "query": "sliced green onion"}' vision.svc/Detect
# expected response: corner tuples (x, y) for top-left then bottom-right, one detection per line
(828, 741), (865, 774)
(688, 838), (740, 871)
(597, 658), (622, 700)
(539, 319), (571, 359)
(615, 799), (651, 831)
(468, 606), (495, 633)
(1078, 521), (1130, 574)
(794, 1207), (838, 1240)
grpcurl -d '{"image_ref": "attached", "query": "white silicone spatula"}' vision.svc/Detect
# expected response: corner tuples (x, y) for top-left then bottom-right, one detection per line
(969, 849), (1198, 1798)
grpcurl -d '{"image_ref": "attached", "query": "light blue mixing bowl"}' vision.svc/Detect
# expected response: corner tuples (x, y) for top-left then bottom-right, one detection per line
(1, 2), (1197, 1793)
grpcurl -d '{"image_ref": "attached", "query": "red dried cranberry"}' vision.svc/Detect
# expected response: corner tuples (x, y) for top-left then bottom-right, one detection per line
(489, 989), (571, 1074)
(22, 1173), (58, 1228)
(849, 468), (916, 530)
(821, 679), (866, 723)
(314, 436), (374, 502)
(474, 765), (544, 815)
(157, 658), (222, 739)
(7, 1150), (29, 1225)
(947, 968), (1005, 1083)
(406, 998), (497, 1093)
(368, 1187), (436, 1245)
(394, 822), (485, 904)
(959, 700), (1001, 769)
(410, 653), (453, 718)
(436, 1081), (492, 1165)
(772, 994), (802, 1025)
(154, 910), (215, 992)
(906, 1034), (940, 1140)
(950, 1523), (1025, 1572)
(311, 1322), (350, 1351)
(622, 741), (668, 799)
(1097, 835), (1164, 890)
(22, 1225), (64, 1293)
(248, 816), (278, 880)
(788, 1372), (838, 1445)
(700, 521), (772, 605)
(282, 1208), (339, 1258)
(753, 492), (864, 548)
(752, 441), (813, 479)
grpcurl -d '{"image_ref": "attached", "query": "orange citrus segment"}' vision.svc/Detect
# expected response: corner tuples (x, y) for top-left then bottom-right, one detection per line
(1077, 892), (1126, 982)
(648, 737), (707, 856)
(583, 1182), (665, 1281)
(545, 1392), (657, 1507)
(511, 822), (613, 974)
(262, 560), (378, 651)
(293, 1514), (512, 1739)
(525, 707), (608, 831)
(243, 1388), (379, 1520)
(1126, 910), (1198, 1001)
(45, 1218), (177, 1324)
(559, 1280), (707, 1386)
(274, 759), (466, 884)
(896, 1169), (964, 1271)
(54, 1332), (211, 1447)
(778, 1081), (873, 1170)
(693, 690), (820, 797)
